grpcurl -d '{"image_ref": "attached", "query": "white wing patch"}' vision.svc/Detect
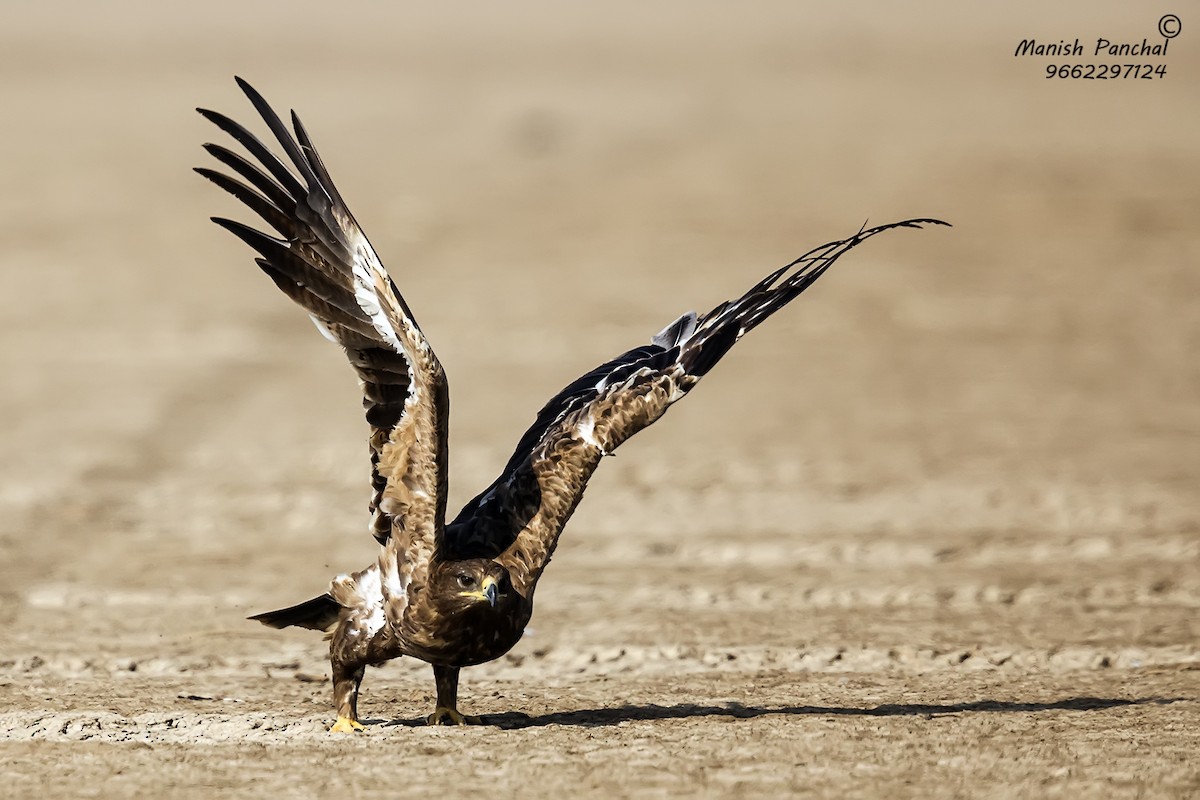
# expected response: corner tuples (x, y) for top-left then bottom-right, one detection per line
(382, 563), (405, 602)
(350, 243), (405, 352)
(365, 606), (385, 636)
(577, 416), (605, 452)
(354, 567), (387, 637)
(308, 314), (340, 344)
(353, 279), (404, 350)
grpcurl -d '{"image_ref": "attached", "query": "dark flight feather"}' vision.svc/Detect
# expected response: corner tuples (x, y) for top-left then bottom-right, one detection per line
(198, 78), (450, 574)
(444, 218), (949, 590)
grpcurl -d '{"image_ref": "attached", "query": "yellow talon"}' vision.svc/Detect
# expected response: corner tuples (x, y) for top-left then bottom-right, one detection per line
(426, 707), (483, 726)
(330, 716), (366, 733)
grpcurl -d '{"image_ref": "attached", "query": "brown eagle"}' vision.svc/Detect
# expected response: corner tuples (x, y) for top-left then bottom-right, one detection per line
(196, 78), (946, 732)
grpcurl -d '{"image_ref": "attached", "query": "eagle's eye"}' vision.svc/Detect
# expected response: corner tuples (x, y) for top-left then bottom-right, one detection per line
(456, 574), (476, 588)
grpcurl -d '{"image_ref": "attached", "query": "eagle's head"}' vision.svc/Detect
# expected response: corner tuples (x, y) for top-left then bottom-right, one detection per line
(433, 559), (515, 615)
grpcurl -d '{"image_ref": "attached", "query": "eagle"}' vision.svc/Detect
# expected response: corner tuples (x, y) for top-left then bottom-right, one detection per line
(196, 78), (947, 732)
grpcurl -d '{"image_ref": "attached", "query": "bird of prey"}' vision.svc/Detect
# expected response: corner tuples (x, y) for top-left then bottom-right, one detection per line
(196, 77), (946, 732)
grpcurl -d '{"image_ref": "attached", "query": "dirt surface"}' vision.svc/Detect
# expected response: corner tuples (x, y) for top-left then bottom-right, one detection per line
(1, 1), (1197, 797)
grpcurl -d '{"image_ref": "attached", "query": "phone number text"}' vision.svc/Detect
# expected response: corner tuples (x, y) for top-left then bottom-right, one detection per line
(1046, 63), (1167, 79)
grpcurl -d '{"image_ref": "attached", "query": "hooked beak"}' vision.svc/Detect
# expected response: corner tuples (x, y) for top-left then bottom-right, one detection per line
(460, 575), (501, 608)
(482, 575), (500, 608)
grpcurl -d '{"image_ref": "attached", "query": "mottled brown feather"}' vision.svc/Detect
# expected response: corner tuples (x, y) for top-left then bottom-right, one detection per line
(198, 78), (450, 621)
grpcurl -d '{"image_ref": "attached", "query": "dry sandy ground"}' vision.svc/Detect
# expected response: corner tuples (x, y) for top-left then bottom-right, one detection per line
(1, 1), (1197, 797)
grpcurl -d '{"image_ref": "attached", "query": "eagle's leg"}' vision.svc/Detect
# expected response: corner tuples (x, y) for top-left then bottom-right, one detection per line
(426, 664), (483, 726)
(330, 661), (366, 733)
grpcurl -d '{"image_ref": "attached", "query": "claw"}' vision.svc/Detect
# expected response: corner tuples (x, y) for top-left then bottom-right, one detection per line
(425, 706), (484, 726)
(330, 716), (366, 733)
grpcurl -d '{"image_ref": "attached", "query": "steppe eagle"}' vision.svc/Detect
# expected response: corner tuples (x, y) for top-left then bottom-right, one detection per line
(196, 78), (946, 732)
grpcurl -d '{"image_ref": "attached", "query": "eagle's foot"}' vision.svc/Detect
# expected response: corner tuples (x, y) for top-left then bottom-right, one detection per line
(329, 716), (366, 733)
(425, 707), (483, 726)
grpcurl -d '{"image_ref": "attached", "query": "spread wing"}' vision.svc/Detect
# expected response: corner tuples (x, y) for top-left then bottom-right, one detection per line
(444, 218), (949, 595)
(196, 78), (449, 601)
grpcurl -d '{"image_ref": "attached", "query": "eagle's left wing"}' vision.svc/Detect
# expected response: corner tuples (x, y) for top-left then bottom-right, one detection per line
(444, 219), (948, 595)
(196, 79), (450, 607)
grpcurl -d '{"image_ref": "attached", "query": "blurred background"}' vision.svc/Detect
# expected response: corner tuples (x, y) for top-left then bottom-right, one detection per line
(0, 0), (1196, 792)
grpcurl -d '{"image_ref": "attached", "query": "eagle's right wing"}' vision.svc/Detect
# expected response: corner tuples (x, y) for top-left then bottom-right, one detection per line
(445, 219), (949, 596)
(196, 78), (449, 607)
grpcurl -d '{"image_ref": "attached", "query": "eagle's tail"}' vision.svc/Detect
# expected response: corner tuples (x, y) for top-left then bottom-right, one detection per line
(678, 218), (950, 379)
(249, 593), (341, 632)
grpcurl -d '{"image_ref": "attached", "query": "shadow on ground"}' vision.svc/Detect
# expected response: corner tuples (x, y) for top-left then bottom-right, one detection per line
(377, 696), (1189, 729)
